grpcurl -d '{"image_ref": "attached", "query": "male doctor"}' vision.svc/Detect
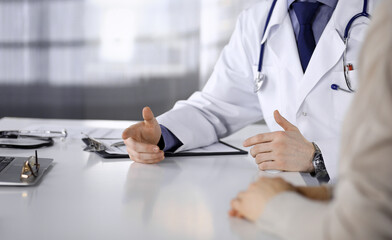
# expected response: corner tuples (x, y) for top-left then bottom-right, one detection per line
(122, 0), (378, 181)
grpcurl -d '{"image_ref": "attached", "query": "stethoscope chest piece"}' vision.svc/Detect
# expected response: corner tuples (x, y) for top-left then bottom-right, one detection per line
(254, 72), (266, 93)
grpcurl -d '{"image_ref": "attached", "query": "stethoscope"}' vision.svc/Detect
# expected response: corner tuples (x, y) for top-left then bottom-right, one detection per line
(254, 0), (370, 93)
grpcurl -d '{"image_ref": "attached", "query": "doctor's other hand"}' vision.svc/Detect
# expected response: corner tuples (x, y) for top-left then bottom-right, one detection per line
(122, 106), (164, 164)
(229, 177), (295, 221)
(243, 110), (315, 172)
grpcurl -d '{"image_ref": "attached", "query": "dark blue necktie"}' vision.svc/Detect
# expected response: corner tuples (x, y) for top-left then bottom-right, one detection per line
(292, 1), (321, 72)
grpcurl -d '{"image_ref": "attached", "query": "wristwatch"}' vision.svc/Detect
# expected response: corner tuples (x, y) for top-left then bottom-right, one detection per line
(311, 142), (330, 182)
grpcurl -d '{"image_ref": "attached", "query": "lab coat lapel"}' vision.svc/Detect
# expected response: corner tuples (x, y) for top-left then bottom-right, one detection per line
(295, 9), (345, 110)
(261, 0), (288, 44)
(263, 0), (303, 83)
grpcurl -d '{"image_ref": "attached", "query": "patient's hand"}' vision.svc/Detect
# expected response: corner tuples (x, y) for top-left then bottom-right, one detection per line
(229, 177), (296, 221)
(229, 177), (333, 222)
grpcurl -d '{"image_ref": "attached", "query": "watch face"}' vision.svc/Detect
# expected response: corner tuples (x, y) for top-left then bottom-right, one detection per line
(314, 158), (327, 176)
(315, 159), (326, 170)
(313, 152), (326, 173)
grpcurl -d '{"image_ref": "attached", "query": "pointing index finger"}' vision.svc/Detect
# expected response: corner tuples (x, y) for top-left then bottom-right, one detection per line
(122, 127), (132, 140)
(243, 132), (275, 147)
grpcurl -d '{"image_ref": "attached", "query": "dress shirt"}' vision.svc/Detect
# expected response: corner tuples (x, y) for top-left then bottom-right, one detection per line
(288, 0), (338, 43)
(160, 125), (183, 152)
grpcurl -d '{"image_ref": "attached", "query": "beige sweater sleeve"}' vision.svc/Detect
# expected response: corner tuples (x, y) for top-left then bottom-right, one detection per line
(260, 138), (392, 240)
(258, 1), (392, 239)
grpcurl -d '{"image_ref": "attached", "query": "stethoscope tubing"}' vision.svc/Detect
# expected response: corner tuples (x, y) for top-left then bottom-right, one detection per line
(344, 0), (370, 39)
(257, 0), (278, 73)
(256, 0), (370, 93)
(335, 0), (370, 93)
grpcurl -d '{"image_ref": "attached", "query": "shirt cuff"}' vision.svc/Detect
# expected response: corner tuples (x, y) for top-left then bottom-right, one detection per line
(159, 124), (183, 152)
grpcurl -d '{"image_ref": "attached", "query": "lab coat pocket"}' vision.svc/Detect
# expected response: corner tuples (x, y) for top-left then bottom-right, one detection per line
(345, 69), (359, 91)
(332, 71), (355, 121)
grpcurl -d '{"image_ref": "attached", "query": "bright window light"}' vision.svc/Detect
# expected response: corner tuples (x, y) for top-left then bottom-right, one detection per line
(100, 9), (136, 62)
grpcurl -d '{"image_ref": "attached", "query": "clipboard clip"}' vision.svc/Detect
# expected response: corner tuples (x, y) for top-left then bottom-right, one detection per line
(81, 133), (125, 153)
(81, 134), (107, 152)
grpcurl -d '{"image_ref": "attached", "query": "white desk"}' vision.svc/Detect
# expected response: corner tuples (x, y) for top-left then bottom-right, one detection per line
(0, 117), (308, 240)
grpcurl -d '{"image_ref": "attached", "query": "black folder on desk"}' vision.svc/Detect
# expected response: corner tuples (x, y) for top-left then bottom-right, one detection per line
(82, 138), (247, 159)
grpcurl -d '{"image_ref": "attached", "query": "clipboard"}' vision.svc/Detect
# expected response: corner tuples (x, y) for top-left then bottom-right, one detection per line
(81, 137), (248, 159)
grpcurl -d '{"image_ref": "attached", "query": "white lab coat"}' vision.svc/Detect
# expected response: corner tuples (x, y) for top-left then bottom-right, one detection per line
(157, 0), (378, 180)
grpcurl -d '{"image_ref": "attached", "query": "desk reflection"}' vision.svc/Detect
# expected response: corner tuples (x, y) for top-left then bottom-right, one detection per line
(122, 159), (216, 239)
(123, 160), (181, 224)
(229, 217), (279, 240)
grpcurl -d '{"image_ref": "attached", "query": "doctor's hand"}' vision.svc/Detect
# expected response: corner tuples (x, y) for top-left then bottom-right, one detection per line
(243, 110), (315, 172)
(122, 107), (164, 164)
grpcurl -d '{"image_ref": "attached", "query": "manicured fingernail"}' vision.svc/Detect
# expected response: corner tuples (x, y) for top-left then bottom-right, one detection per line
(154, 147), (159, 152)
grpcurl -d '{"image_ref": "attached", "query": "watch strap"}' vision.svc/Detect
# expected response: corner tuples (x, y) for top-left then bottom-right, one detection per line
(311, 142), (330, 183)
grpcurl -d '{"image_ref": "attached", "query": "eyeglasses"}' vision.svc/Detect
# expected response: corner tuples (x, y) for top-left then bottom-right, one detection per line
(20, 150), (40, 180)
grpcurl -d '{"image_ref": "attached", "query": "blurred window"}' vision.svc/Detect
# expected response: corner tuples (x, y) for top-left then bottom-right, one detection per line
(0, 0), (258, 119)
